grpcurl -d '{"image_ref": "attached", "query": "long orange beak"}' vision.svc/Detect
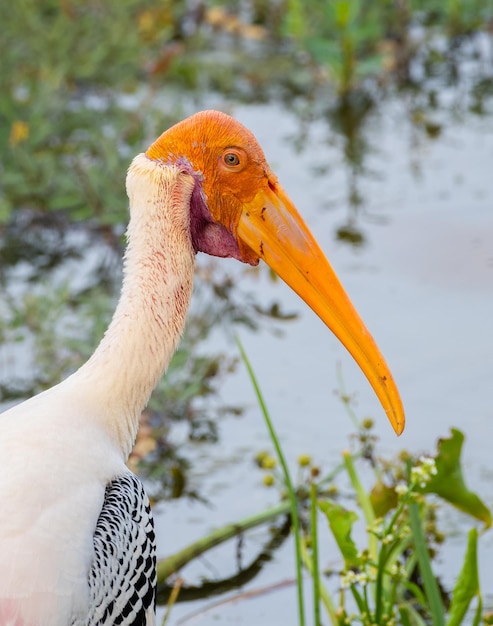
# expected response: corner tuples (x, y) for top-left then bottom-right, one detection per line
(236, 180), (405, 435)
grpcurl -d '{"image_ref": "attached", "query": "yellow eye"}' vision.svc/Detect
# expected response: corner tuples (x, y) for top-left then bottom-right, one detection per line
(223, 152), (241, 167)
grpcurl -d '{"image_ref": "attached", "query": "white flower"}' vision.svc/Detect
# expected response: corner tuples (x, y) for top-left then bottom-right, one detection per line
(395, 482), (408, 496)
(382, 533), (395, 545)
(355, 571), (369, 585)
(340, 570), (357, 589)
(390, 562), (405, 578)
(411, 456), (437, 488)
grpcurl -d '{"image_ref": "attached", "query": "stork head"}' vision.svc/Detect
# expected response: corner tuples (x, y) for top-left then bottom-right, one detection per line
(146, 110), (405, 435)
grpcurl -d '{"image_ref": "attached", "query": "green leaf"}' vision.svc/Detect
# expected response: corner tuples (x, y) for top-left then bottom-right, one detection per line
(399, 604), (428, 626)
(408, 501), (446, 626)
(284, 0), (307, 39)
(423, 429), (492, 528)
(0, 196), (12, 223)
(333, 0), (358, 28)
(370, 479), (398, 518)
(446, 527), (481, 626)
(319, 500), (359, 569)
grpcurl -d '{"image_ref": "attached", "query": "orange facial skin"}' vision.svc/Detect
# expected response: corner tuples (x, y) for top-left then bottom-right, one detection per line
(146, 110), (405, 435)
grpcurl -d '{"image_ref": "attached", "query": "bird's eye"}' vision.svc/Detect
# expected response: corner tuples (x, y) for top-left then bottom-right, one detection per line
(223, 152), (241, 167)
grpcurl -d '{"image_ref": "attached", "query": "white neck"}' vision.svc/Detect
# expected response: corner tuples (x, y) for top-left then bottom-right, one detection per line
(71, 155), (196, 458)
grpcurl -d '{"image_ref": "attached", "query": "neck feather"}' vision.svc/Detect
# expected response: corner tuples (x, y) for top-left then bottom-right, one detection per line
(72, 155), (196, 457)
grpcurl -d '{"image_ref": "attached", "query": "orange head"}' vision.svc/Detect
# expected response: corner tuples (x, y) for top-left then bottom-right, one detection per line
(146, 110), (405, 435)
(147, 110), (278, 265)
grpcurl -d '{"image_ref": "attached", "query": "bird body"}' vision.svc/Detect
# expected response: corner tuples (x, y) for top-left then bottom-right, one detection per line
(0, 403), (125, 625)
(0, 111), (405, 625)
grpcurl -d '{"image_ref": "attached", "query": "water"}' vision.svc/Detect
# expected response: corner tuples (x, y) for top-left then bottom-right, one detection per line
(153, 99), (493, 623)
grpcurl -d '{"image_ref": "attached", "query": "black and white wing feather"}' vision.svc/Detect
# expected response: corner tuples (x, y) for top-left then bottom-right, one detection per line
(86, 473), (156, 626)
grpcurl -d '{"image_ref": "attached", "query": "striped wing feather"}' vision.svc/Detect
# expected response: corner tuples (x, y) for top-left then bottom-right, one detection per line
(85, 473), (156, 626)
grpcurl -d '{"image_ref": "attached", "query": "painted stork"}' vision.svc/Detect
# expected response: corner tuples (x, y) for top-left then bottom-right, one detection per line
(0, 110), (405, 626)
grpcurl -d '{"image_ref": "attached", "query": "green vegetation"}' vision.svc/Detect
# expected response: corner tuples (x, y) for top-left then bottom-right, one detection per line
(2, 0), (492, 222)
(157, 347), (491, 624)
(245, 346), (491, 626)
(283, 0), (493, 94)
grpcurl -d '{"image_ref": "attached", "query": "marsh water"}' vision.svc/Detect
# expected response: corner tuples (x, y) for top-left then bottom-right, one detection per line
(1, 20), (493, 625)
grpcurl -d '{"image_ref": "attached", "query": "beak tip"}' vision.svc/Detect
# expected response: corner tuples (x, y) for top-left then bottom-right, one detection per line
(390, 412), (405, 436)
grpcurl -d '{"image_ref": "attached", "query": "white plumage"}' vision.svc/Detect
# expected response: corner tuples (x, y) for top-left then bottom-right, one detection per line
(0, 158), (195, 625)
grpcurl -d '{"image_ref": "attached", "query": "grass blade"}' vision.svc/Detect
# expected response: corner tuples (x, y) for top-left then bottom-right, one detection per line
(342, 450), (377, 563)
(310, 481), (321, 626)
(236, 336), (306, 626)
(408, 500), (445, 626)
(300, 538), (339, 625)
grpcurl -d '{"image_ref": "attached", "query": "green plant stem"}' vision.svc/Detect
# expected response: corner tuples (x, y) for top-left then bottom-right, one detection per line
(399, 604), (428, 626)
(342, 451), (377, 562)
(300, 539), (339, 625)
(375, 543), (389, 623)
(349, 584), (367, 615)
(382, 533), (413, 597)
(375, 507), (409, 621)
(156, 500), (291, 583)
(236, 336), (306, 626)
(310, 482), (321, 626)
(408, 500), (445, 626)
